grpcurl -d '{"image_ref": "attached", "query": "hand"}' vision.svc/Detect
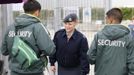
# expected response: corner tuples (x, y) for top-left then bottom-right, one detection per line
(50, 66), (56, 72)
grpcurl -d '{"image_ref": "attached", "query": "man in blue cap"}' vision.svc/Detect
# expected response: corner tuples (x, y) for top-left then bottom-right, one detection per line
(49, 13), (89, 75)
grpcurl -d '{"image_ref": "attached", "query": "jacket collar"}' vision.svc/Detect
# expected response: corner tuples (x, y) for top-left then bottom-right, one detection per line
(62, 29), (77, 40)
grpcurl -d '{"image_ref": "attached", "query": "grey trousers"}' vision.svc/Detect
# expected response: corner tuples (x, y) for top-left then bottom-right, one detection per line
(58, 65), (81, 75)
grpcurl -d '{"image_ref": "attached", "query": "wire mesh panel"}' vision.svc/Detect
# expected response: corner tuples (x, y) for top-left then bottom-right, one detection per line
(33, 0), (105, 43)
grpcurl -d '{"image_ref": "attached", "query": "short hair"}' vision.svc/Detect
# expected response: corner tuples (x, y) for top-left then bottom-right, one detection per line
(23, 0), (41, 14)
(106, 8), (123, 23)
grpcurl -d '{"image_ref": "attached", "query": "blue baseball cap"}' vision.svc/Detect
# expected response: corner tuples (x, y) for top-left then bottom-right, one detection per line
(63, 13), (78, 23)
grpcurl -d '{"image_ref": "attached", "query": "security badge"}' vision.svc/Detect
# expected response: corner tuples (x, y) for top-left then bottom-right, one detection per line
(68, 18), (72, 21)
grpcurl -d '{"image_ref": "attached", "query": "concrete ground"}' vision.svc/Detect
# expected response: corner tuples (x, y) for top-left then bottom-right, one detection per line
(44, 64), (95, 75)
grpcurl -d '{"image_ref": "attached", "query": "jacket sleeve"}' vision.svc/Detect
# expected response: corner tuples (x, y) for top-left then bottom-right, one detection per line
(49, 32), (57, 66)
(127, 36), (134, 75)
(0, 29), (9, 56)
(79, 36), (89, 75)
(87, 34), (98, 64)
(34, 23), (56, 56)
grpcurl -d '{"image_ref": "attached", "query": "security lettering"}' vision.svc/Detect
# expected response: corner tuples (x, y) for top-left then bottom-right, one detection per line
(8, 31), (32, 38)
(98, 39), (125, 47)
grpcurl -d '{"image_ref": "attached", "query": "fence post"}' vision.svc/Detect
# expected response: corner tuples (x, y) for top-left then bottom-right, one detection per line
(0, 4), (13, 75)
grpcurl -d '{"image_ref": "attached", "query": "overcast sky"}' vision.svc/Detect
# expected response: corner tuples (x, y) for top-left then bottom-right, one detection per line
(13, 0), (134, 10)
(112, 0), (134, 7)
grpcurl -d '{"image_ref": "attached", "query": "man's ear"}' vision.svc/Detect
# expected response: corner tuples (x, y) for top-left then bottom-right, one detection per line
(34, 10), (40, 17)
(106, 16), (112, 24)
(75, 20), (79, 25)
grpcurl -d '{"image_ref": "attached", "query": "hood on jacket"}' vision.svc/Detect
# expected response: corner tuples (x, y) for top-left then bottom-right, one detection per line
(102, 25), (130, 40)
(14, 14), (40, 28)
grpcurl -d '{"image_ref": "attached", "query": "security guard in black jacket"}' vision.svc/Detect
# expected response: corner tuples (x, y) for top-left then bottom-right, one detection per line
(49, 13), (89, 75)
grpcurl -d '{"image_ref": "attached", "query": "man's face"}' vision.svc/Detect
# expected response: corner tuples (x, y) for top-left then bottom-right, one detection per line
(64, 21), (77, 33)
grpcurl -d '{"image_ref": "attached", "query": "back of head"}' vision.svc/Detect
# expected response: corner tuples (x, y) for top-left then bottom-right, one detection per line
(23, 0), (41, 14)
(106, 8), (123, 23)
